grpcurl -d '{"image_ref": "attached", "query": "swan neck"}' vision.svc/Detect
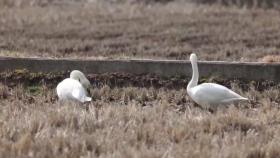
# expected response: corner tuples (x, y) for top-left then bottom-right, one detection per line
(187, 58), (199, 90)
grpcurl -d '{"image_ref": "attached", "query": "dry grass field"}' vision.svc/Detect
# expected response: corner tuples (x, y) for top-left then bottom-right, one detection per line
(1, 0), (280, 158)
(0, 0), (280, 61)
(0, 82), (280, 158)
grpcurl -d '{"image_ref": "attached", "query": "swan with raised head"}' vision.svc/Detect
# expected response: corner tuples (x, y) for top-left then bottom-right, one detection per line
(187, 53), (248, 108)
(56, 70), (92, 103)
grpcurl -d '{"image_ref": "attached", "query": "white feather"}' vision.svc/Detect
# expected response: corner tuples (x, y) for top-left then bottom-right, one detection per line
(187, 53), (248, 107)
(56, 71), (92, 103)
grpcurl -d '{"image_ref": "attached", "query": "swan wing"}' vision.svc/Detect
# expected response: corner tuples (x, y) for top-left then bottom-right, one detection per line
(191, 83), (246, 105)
(57, 78), (74, 100)
(56, 78), (92, 103)
(72, 88), (92, 103)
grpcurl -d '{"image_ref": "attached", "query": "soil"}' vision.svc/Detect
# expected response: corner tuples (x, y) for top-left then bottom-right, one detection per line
(0, 70), (277, 91)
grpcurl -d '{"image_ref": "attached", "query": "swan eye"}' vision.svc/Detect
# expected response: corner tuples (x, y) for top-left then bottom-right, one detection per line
(78, 79), (81, 82)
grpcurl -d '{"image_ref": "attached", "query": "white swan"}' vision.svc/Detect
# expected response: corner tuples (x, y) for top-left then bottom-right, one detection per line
(56, 70), (92, 103)
(187, 53), (248, 108)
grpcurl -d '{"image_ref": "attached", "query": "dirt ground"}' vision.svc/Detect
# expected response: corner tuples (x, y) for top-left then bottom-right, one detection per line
(0, 0), (280, 61)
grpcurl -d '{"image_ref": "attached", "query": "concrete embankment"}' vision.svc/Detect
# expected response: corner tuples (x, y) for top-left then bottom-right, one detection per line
(0, 57), (279, 82)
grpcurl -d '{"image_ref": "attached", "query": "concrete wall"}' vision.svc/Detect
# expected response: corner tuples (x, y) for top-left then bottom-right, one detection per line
(0, 57), (279, 82)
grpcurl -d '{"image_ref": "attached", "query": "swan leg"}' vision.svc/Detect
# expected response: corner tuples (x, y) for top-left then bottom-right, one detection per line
(193, 102), (204, 109)
(193, 102), (216, 113)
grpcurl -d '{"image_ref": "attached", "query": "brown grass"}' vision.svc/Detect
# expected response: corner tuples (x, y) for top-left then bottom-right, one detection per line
(0, 82), (280, 157)
(259, 55), (280, 63)
(1, 1), (280, 157)
(0, 1), (280, 61)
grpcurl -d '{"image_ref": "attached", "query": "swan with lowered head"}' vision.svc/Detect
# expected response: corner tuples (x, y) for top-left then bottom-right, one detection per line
(187, 53), (248, 109)
(56, 70), (92, 103)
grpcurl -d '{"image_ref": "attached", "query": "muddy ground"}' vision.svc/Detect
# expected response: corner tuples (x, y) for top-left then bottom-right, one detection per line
(0, 0), (280, 61)
(0, 69), (277, 91)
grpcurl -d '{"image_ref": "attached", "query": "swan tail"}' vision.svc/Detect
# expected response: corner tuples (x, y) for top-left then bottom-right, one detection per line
(240, 97), (249, 101)
(84, 96), (92, 102)
(228, 90), (249, 101)
(221, 97), (248, 103)
(72, 89), (92, 103)
(79, 96), (92, 103)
